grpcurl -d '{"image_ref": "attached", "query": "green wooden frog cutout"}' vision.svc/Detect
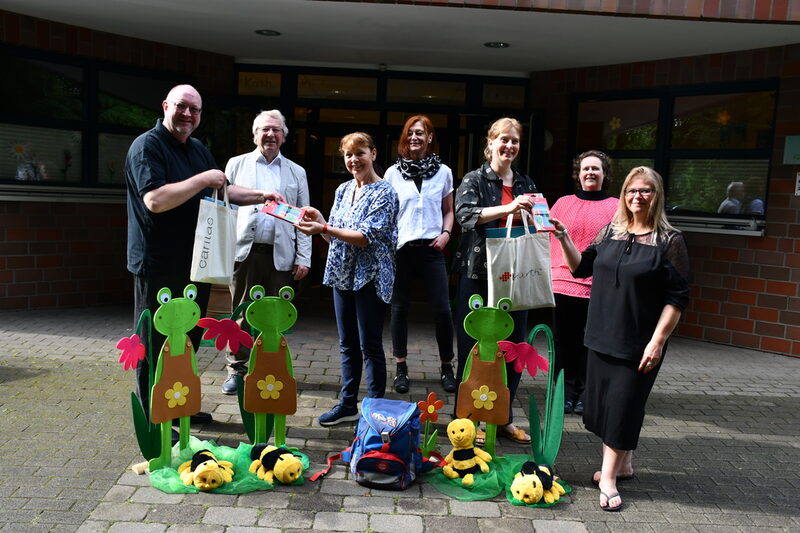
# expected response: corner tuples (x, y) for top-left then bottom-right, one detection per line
(240, 285), (298, 447)
(149, 284), (202, 471)
(456, 294), (514, 457)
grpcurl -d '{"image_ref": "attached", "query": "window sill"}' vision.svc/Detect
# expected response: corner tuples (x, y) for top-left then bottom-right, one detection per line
(0, 183), (125, 204)
(669, 214), (765, 237)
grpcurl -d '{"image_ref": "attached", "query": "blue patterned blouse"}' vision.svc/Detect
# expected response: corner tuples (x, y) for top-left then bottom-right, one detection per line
(323, 179), (399, 303)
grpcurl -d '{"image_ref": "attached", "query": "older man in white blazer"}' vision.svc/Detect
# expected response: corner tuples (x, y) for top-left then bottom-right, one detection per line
(222, 109), (311, 394)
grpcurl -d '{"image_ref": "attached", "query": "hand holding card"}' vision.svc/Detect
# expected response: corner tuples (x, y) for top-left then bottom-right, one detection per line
(261, 201), (306, 225)
(526, 193), (557, 231)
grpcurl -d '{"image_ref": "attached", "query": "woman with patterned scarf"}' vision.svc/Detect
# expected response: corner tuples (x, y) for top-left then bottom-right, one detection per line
(385, 115), (457, 396)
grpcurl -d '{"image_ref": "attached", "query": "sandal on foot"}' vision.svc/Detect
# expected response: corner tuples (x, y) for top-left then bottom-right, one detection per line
(600, 491), (623, 512)
(500, 425), (531, 444)
(592, 471), (635, 486)
(475, 429), (486, 446)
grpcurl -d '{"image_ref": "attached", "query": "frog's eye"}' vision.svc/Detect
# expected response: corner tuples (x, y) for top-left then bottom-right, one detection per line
(184, 284), (197, 300)
(250, 285), (266, 300)
(498, 299), (512, 312)
(279, 286), (294, 301)
(469, 294), (483, 310)
(157, 288), (171, 304)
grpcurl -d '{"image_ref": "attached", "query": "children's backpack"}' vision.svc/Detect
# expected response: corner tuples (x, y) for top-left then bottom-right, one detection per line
(312, 398), (441, 490)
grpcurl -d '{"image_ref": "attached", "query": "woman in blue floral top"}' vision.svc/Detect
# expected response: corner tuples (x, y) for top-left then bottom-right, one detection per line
(297, 132), (399, 426)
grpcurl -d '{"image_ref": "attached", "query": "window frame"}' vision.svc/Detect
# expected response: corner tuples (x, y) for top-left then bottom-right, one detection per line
(569, 79), (779, 236)
(0, 44), (186, 201)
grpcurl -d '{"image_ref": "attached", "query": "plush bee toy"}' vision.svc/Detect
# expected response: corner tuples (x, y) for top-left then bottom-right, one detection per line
(442, 418), (493, 486)
(249, 444), (304, 484)
(177, 449), (234, 491)
(510, 461), (566, 504)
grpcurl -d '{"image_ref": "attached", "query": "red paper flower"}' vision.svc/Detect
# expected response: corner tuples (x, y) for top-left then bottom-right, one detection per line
(499, 341), (549, 378)
(116, 334), (145, 371)
(198, 317), (253, 353)
(418, 392), (445, 423)
(716, 110), (732, 125)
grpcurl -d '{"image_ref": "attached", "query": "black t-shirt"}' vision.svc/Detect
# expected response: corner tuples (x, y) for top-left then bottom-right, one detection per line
(125, 119), (218, 277)
(574, 226), (690, 360)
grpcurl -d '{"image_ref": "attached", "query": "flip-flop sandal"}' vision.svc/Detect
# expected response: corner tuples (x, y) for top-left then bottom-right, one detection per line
(592, 472), (635, 486)
(475, 429), (486, 446)
(500, 426), (531, 444)
(600, 491), (623, 512)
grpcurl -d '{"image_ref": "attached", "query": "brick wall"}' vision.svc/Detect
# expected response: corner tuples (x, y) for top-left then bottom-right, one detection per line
(322, 0), (800, 22)
(0, 202), (128, 309)
(530, 44), (800, 356)
(0, 11), (234, 310)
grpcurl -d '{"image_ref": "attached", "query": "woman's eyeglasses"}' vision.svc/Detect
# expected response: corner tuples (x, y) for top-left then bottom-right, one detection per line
(625, 188), (654, 197)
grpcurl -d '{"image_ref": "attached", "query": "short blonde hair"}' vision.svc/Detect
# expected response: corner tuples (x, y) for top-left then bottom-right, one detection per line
(612, 166), (675, 238)
(484, 118), (522, 162)
(339, 132), (375, 154)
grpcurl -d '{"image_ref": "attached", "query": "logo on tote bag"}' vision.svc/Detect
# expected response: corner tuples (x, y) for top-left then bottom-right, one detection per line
(498, 268), (544, 283)
(198, 217), (214, 269)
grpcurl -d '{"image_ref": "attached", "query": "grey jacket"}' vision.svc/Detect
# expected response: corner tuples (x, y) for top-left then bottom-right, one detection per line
(225, 149), (311, 270)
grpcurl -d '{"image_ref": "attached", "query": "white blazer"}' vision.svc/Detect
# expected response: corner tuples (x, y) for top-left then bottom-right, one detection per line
(225, 149), (311, 270)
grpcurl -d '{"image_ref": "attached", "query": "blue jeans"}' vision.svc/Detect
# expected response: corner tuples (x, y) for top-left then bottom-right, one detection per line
(333, 282), (388, 407)
(454, 275), (527, 424)
(390, 244), (454, 362)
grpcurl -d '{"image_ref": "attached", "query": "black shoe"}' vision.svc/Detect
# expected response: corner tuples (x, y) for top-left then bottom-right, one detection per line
(393, 371), (410, 394)
(221, 375), (239, 395)
(440, 365), (457, 393)
(564, 399), (574, 414)
(171, 411), (213, 426)
(171, 428), (180, 446)
(574, 400), (584, 415)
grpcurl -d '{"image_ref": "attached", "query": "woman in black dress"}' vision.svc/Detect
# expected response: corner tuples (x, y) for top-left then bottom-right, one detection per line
(550, 166), (689, 511)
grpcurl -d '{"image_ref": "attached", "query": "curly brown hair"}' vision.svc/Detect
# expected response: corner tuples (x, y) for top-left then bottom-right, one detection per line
(572, 150), (612, 191)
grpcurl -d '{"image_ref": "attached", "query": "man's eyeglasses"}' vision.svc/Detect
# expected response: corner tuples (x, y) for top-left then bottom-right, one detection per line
(625, 188), (655, 197)
(256, 126), (283, 135)
(170, 101), (202, 115)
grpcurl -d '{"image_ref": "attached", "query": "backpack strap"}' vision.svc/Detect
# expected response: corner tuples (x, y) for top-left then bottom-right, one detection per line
(310, 450), (345, 482)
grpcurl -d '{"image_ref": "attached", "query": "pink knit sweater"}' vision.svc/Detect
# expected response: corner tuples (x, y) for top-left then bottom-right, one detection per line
(549, 193), (618, 298)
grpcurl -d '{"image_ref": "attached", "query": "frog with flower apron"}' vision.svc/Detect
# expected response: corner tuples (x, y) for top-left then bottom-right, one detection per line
(148, 284), (203, 471)
(240, 285), (298, 446)
(456, 294), (515, 457)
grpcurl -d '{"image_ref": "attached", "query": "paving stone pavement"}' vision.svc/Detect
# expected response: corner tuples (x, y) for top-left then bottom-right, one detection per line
(1, 302), (799, 532)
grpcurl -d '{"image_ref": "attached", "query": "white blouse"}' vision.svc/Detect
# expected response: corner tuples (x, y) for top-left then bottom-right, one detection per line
(385, 163), (453, 249)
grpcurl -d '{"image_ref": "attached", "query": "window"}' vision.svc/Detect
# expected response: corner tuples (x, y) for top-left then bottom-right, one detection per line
(1, 124), (82, 182)
(387, 79), (466, 105)
(298, 75), (377, 100)
(0, 56), (84, 121)
(238, 72), (281, 97)
(483, 84), (526, 109)
(0, 47), (182, 195)
(576, 98), (659, 151)
(573, 82), (776, 233)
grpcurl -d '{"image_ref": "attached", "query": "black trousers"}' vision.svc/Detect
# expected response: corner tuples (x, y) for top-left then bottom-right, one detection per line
(390, 244), (454, 363)
(133, 272), (210, 419)
(552, 292), (590, 403)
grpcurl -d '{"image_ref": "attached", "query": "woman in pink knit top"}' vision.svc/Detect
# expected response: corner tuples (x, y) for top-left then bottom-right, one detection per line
(550, 150), (618, 415)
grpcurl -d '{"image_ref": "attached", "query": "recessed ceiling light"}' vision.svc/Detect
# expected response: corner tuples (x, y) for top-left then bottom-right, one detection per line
(255, 29), (281, 37)
(484, 41), (510, 48)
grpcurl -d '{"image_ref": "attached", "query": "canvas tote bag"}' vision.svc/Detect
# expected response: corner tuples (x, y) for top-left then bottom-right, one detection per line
(190, 183), (236, 284)
(486, 210), (555, 311)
